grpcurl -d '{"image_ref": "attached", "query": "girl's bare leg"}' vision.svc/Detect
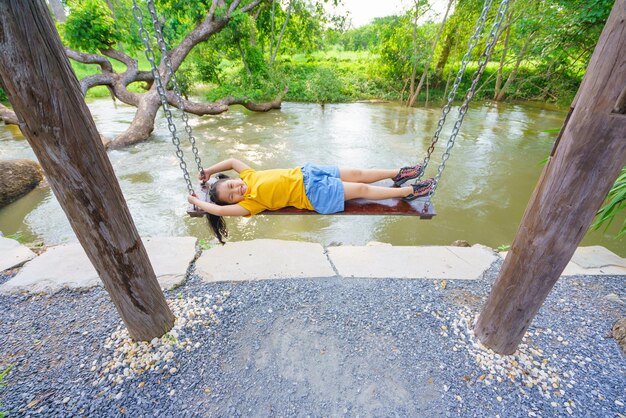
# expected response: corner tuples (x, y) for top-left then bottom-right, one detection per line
(339, 168), (397, 183)
(342, 182), (411, 201)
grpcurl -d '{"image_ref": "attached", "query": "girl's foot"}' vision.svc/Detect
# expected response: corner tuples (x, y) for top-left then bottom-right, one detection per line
(402, 178), (436, 201)
(392, 164), (424, 186)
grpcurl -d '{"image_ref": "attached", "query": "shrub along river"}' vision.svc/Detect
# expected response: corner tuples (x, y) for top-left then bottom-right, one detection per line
(0, 99), (624, 256)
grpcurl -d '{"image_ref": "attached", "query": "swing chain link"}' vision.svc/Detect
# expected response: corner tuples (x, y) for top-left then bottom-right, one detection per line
(430, 0), (509, 196)
(419, 0), (495, 181)
(131, 0), (194, 195)
(145, 1), (204, 176)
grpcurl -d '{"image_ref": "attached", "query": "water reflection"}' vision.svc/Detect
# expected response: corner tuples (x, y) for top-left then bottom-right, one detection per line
(0, 99), (623, 256)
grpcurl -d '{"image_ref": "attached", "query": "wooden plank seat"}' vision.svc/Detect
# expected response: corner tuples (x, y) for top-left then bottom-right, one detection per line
(187, 180), (436, 219)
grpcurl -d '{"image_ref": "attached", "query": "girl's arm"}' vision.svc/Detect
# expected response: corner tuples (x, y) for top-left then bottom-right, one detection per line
(188, 195), (250, 217)
(199, 158), (251, 181)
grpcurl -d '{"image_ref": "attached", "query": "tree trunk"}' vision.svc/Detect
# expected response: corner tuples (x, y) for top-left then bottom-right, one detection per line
(270, 0), (293, 66)
(0, 0), (175, 341)
(474, 0), (626, 355)
(408, 0), (453, 107)
(269, 0), (276, 60)
(108, 91), (160, 149)
(435, 30), (454, 77)
(238, 43), (253, 79)
(494, 9), (513, 100)
(443, 32), (459, 100)
(495, 30), (535, 102)
(48, 0), (66, 22)
(407, 0), (421, 107)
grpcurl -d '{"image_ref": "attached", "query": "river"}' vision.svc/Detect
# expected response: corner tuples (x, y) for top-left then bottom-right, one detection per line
(0, 99), (624, 256)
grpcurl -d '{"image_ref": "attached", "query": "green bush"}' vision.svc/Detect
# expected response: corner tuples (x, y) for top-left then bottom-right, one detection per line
(202, 52), (397, 104)
(62, 0), (120, 53)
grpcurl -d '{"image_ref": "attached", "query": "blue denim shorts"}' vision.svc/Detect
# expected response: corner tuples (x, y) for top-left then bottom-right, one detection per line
(301, 163), (344, 214)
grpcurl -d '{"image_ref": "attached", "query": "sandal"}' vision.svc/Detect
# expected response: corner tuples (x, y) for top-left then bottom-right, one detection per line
(392, 164), (424, 187)
(402, 178), (436, 201)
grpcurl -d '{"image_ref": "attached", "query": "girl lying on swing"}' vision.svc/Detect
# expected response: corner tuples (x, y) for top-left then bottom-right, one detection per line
(187, 158), (435, 244)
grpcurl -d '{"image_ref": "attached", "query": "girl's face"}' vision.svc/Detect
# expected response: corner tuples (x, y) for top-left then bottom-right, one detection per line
(215, 178), (247, 204)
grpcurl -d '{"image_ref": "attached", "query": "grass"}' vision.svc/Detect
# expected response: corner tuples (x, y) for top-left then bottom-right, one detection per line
(0, 364), (13, 418)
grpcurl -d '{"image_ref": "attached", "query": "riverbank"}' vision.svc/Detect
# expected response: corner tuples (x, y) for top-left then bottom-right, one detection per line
(0, 238), (624, 416)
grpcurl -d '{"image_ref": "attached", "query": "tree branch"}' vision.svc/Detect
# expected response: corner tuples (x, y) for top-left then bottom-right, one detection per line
(240, 0), (264, 14)
(100, 48), (138, 70)
(64, 48), (113, 72)
(79, 74), (114, 95)
(228, 0), (242, 15)
(165, 87), (286, 115)
(168, 0), (265, 77)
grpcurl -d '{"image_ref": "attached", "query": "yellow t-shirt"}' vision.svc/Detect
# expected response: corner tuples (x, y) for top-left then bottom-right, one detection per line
(238, 167), (314, 216)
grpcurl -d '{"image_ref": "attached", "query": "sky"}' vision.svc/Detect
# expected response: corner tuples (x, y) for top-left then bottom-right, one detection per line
(332, 0), (450, 28)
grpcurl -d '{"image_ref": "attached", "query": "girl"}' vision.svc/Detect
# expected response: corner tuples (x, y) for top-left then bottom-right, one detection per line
(187, 158), (435, 243)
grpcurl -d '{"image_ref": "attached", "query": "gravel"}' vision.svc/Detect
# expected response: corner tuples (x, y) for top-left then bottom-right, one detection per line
(0, 260), (624, 417)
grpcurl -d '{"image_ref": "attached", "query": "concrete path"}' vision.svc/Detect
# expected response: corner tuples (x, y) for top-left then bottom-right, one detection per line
(0, 237), (197, 294)
(499, 246), (626, 276)
(196, 240), (625, 283)
(196, 239), (335, 282)
(2, 237), (625, 294)
(0, 236), (36, 272)
(327, 243), (497, 280)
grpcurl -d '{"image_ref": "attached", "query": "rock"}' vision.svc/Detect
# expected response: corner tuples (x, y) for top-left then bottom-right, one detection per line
(0, 236), (36, 272)
(0, 102), (18, 125)
(605, 293), (624, 304)
(0, 159), (43, 207)
(612, 318), (626, 354)
(451, 240), (471, 247)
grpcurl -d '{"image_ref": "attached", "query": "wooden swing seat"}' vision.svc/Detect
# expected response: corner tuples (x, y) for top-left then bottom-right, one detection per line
(187, 180), (436, 219)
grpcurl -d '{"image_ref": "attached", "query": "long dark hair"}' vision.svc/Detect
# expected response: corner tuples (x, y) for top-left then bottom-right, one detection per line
(205, 173), (229, 244)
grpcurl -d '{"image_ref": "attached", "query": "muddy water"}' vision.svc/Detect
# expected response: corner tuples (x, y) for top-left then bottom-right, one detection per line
(0, 99), (624, 256)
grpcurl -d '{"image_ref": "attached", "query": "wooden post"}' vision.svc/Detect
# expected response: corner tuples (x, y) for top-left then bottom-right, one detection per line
(474, 0), (626, 355)
(0, 1), (175, 341)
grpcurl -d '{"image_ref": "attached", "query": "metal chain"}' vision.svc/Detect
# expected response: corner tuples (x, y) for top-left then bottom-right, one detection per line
(429, 0), (509, 197)
(145, 1), (204, 176)
(131, 0), (194, 195)
(418, 0), (495, 181)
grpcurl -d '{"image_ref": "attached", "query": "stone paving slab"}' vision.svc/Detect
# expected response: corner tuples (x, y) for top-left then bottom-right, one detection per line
(499, 247), (626, 276)
(0, 236), (36, 272)
(570, 245), (626, 268)
(196, 239), (335, 282)
(327, 244), (498, 280)
(0, 237), (197, 294)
